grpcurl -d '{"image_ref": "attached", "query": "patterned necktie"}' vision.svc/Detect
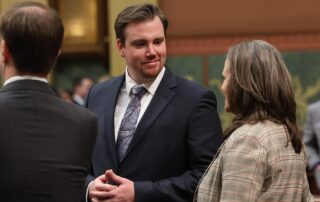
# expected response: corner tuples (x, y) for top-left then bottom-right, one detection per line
(116, 85), (147, 162)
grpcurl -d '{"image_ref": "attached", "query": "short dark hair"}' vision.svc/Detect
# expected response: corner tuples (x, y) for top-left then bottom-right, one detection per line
(0, 1), (64, 75)
(72, 76), (91, 92)
(114, 3), (168, 45)
(72, 77), (85, 90)
(224, 40), (302, 153)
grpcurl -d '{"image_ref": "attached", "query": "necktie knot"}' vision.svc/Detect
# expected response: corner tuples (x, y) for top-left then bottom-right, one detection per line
(131, 85), (146, 98)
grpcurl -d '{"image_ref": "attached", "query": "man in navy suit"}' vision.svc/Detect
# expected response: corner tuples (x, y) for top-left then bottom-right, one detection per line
(85, 3), (223, 202)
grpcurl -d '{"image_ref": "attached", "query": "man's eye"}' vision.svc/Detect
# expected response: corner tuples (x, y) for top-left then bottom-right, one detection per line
(154, 39), (163, 45)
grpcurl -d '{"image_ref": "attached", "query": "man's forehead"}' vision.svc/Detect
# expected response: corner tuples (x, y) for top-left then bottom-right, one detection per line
(124, 19), (164, 40)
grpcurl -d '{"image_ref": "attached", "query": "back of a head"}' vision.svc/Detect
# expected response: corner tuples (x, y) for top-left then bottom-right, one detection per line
(114, 3), (168, 45)
(225, 40), (302, 153)
(0, 1), (64, 75)
(226, 40), (295, 121)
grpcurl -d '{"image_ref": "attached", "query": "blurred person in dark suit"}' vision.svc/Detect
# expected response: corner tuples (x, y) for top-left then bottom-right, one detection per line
(84, 3), (223, 202)
(304, 101), (320, 190)
(72, 76), (93, 106)
(0, 2), (97, 201)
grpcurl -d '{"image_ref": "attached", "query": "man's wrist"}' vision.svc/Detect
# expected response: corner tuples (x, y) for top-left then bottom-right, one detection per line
(86, 181), (94, 202)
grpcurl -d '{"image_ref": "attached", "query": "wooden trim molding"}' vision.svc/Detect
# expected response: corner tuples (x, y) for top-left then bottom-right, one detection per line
(167, 32), (320, 55)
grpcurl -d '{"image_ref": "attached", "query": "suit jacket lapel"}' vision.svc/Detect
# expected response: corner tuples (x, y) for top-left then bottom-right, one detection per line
(104, 76), (124, 167)
(123, 69), (177, 161)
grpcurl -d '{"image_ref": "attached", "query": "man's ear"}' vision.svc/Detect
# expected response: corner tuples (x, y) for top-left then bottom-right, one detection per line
(1, 40), (10, 64)
(116, 39), (125, 57)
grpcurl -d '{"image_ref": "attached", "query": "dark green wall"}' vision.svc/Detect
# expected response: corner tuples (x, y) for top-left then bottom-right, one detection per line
(167, 51), (320, 129)
(52, 58), (107, 92)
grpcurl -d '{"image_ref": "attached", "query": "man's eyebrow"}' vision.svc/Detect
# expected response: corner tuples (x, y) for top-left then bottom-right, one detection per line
(130, 39), (146, 44)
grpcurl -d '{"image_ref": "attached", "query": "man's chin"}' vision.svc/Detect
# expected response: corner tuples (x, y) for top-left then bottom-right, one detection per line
(142, 69), (161, 79)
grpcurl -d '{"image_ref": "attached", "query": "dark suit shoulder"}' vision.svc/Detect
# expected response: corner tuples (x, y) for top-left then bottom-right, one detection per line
(173, 74), (216, 100)
(86, 75), (123, 108)
(90, 76), (123, 94)
(58, 98), (97, 122)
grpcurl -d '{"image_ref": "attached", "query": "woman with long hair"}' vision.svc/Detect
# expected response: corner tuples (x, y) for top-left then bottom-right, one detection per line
(194, 40), (313, 201)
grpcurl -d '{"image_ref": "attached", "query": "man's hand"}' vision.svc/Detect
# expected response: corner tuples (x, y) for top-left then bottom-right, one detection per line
(91, 170), (135, 202)
(89, 171), (118, 201)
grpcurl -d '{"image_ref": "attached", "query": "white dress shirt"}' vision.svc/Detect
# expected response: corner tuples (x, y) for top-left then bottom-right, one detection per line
(114, 67), (165, 141)
(72, 94), (85, 106)
(4, 75), (48, 86)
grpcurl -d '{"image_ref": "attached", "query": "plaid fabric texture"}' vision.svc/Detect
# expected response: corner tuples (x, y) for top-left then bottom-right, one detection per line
(194, 121), (314, 202)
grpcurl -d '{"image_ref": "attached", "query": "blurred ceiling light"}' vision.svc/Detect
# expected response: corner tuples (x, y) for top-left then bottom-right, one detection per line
(67, 18), (85, 37)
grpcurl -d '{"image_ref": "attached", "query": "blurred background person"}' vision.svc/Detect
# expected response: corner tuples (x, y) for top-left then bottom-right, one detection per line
(72, 76), (93, 106)
(194, 40), (313, 201)
(304, 101), (320, 191)
(52, 86), (73, 103)
(0, 2), (97, 201)
(58, 88), (73, 103)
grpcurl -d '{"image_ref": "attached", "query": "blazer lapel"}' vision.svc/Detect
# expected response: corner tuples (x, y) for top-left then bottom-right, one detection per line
(123, 69), (177, 161)
(103, 76), (124, 167)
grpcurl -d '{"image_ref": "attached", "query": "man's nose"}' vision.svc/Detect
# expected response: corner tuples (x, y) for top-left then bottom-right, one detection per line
(146, 45), (156, 56)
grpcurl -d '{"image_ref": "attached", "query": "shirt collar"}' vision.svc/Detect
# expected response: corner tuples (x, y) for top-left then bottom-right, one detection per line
(4, 75), (48, 86)
(72, 94), (85, 106)
(124, 66), (166, 96)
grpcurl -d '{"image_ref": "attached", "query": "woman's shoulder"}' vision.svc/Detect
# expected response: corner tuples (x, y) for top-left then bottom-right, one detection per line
(235, 120), (284, 134)
(229, 121), (287, 147)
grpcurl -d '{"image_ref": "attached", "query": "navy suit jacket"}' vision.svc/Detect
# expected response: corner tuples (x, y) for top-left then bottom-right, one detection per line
(86, 68), (223, 201)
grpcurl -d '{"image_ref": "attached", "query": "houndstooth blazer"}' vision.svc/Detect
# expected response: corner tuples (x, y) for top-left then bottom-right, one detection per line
(194, 121), (314, 202)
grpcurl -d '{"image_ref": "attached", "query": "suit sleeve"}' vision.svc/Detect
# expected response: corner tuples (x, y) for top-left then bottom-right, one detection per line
(304, 106), (320, 170)
(81, 87), (98, 202)
(220, 135), (267, 201)
(134, 90), (223, 202)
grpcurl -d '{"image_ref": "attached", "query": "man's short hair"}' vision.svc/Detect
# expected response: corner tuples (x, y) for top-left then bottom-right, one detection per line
(114, 3), (168, 45)
(72, 77), (85, 92)
(0, 1), (64, 75)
